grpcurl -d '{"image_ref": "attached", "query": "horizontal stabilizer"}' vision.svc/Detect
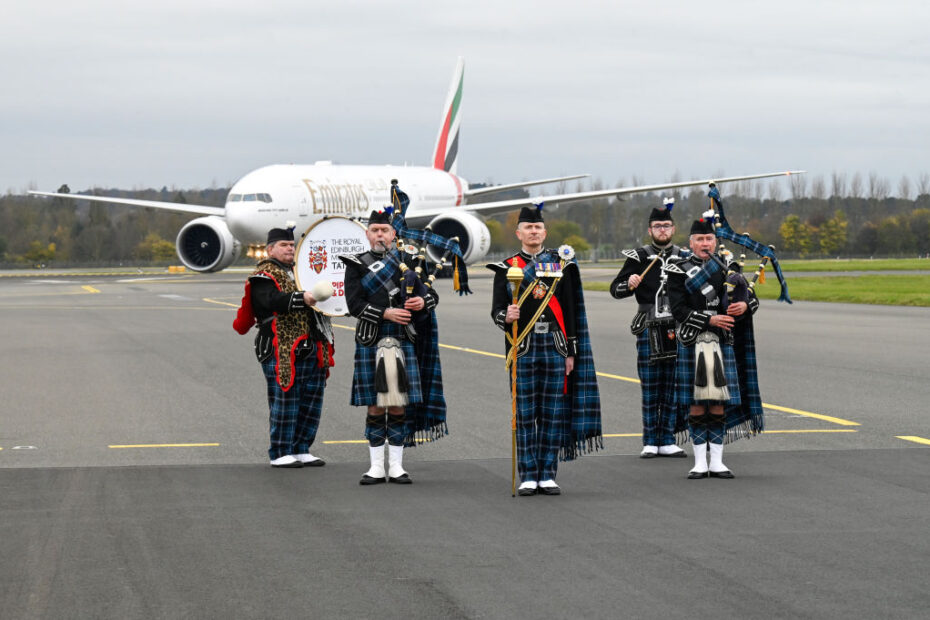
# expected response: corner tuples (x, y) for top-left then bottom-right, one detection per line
(28, 191), (225, 217)
(465, 174), (590, 199)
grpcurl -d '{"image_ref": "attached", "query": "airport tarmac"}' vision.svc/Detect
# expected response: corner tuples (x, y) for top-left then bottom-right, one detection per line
(1, 269), (928, 619)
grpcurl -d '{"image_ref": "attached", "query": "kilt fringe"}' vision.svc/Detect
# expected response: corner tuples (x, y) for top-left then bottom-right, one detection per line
(559, 434), (605, 461)
(404, 420), (449, 448)
(402, 312), (449, 448)
(724, 417), (763, 444)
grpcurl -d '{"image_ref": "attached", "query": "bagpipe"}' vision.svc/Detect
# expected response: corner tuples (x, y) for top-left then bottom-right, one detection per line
(704, 184), (792, 304)
(384, 180), (473, 298)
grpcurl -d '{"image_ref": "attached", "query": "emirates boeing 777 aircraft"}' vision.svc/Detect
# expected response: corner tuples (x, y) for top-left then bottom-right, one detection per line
(30, 58), (801, 272)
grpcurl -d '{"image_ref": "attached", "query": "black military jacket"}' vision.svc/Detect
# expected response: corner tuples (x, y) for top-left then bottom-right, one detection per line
(665, 254), (730, 343)
(342, 249), (439, 346)
(489, 249), (579, 358)
(610, 244), (687, 305)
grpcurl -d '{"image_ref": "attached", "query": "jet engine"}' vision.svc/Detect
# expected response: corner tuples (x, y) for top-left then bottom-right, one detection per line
(175, 216), (241, 272)
(425, 211), (491, 264)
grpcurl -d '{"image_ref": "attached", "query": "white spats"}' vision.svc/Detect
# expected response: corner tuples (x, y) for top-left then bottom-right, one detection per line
(296, 453), (325, 466)
(709, 443), (728, 473)
(364, 444), (386, 480)
(640, 445), (658, 458)
(388, 445), (408, 479)
(690, 443), (708, 475)
(270, 455), (301, 468)
(658, 444), (685, 456)
(538, 479), (561, 495)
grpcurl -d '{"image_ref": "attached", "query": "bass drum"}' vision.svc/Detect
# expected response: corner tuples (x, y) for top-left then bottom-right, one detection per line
(294, 216), (368, 316)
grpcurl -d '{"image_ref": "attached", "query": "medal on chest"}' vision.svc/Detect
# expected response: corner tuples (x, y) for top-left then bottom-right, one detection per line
(532, 282), (549, 299)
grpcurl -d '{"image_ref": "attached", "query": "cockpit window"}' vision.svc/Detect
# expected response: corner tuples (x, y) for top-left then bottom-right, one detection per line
(227, 194), (241, 202)
(238, 193), (273, 203)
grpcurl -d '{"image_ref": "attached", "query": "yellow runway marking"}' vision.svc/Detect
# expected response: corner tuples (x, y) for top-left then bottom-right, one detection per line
(762, 429), (857, 434)
(323, 440), (372, 444)
(0, 286), (104, 298)
(595, 371), (640, 385)
(203, 297), (239, 308)
(760, 404), (859, 426)
(108, 443), (220, 448)
(896, 435), (930, 446)
(603, 433), (642, 438)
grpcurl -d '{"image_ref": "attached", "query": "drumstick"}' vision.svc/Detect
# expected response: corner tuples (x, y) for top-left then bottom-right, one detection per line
(639, 255), (661, 278)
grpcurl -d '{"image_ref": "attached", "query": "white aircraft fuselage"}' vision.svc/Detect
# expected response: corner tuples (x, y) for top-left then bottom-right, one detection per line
(224, 163), (466, 243)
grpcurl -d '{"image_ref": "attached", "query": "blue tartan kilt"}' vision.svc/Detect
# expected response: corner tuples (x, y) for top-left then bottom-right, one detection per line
(351, 321), (422, 406)
(674, 337), (741, 406)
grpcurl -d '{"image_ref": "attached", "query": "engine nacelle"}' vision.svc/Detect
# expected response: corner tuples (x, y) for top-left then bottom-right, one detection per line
(425, 211), (491, 264)
(176, 216), (241, 272)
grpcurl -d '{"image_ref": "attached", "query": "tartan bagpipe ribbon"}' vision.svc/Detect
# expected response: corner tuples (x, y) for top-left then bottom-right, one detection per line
(707, 186), (792, 303)
(359, 248), (402, 297)
(387, 184), (472, 295)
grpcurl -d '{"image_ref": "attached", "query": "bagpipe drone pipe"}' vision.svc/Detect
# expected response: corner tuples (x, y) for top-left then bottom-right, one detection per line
(705, 184), (791, 305)
(386, 180), (473, 297)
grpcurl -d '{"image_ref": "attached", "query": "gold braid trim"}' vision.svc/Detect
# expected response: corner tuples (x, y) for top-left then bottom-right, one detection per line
(504, 260), (566, 370)
(253, 260), (310, 391)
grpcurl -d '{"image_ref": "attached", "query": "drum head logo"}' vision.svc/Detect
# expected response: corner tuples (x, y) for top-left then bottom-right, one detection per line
(308, 244), (327, 274)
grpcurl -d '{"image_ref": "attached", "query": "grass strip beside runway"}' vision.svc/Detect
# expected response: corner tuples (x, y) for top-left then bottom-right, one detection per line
(752, 274), (930, 306)
(583, 274), (930, 306)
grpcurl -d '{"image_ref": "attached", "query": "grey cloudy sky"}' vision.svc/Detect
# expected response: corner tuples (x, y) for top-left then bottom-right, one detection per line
(4, 0), (929, 196)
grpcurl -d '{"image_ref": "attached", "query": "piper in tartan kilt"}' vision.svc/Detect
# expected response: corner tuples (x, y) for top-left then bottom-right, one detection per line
(488, 206), (603, 497)
(725, 261), (765, 443)
(233, 227), (335, 469)
(610, 201), (689, 458)
(666, 218), (748, 479)
(341, 210), (446, 486)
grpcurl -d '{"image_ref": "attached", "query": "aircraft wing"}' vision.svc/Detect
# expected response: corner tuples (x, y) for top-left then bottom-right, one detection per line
(465, 174), (590, 198)
(413, 170), (804, 220)
(28, 191), (225, 217)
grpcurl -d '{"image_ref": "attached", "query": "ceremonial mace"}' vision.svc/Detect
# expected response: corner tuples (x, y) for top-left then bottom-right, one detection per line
(506, 264), (524, 497)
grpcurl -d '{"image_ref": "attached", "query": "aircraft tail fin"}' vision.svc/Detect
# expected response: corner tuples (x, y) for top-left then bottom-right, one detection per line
(431, 57), (464, 174)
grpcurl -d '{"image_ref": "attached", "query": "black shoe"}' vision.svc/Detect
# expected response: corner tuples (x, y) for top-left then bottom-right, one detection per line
(517, 487), (537, 496)
(639, 452), (659, 459)
(709, 470), (735, 479)
(657, 450), (687, 458)
(300, 459), (326, 467)
(388, 474), (412, 484)
(271, 462), (303, 469)
(359, 474), (387, 485)
(687, 471), (709, 479)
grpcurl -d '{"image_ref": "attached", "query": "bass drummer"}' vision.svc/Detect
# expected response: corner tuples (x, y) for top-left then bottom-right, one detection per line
(610, 200), (689, 459)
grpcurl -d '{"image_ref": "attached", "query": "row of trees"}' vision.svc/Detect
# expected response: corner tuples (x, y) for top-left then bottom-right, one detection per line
(2, 174), (929, 266)
(0, 187), (225, 266)
(484, 179), (930, 259)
